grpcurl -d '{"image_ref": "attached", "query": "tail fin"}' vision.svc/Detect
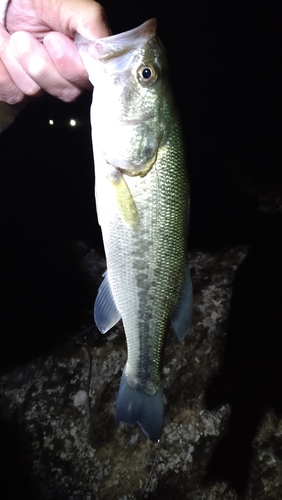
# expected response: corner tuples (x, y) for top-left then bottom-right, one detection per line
(116, 371), (164, 444)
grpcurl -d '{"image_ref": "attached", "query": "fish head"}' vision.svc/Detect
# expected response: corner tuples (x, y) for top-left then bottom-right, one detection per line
(76, 19), (169, 176)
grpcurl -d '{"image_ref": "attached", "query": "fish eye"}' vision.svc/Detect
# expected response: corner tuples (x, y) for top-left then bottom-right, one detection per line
(137, 64), (158, 85)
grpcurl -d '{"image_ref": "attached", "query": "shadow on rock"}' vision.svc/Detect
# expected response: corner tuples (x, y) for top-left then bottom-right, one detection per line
(0, 236), (96, 369)
(0, 413), (39, 499)
(205, 211), (282, 495)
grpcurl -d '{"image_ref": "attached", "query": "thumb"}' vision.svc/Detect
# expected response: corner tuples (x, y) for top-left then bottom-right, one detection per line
(6, 0), (110, 41)
(40, 0), (110, 40)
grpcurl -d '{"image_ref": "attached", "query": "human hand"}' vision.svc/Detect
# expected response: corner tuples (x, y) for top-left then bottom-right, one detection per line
(0, 0), (110, 104)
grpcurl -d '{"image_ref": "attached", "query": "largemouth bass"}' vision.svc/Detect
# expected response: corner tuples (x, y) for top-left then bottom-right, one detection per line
(76, 19), (193, 443)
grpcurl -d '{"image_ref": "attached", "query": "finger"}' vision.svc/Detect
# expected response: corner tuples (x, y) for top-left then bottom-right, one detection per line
(9, 31), (82, 101)
(71, 0), (111, 40)
(0, 24), (25, 103)
(0, 23), (9, 52)
(0, 58), (25, 104)
(1, 41), (41, 97)
(43, 32), (91, 89)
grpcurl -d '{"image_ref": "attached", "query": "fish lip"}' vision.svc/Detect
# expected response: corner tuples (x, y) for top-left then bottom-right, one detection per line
(94, 18), (157, 50)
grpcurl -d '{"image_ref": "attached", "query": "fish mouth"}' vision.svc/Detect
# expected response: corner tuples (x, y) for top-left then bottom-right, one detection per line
(92, 19), (158, 60)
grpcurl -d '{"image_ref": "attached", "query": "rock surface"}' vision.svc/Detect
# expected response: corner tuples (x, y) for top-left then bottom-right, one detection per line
(1, 239), (282, 499)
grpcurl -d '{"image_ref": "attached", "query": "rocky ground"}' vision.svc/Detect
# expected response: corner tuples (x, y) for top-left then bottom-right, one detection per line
(1, 97), (282, 499)
(1, 227), (282, 499)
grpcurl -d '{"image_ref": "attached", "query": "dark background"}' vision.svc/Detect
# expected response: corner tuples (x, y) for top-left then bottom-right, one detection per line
(0, 1), (282, 494)
(0, 0), (281, 364)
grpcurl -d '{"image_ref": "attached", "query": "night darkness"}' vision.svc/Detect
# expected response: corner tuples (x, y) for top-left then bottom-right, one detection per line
(0, 0), (282, 495)
(0, 91), (102, 364)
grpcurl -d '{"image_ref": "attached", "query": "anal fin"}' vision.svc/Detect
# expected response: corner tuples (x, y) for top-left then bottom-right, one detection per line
(94, 272), (121, 333)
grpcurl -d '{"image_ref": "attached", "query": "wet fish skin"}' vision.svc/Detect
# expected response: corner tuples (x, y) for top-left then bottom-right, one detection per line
(76, 19), (193, 443)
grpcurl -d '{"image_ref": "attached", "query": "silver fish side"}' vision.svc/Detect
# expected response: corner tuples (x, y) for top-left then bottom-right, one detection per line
(76, 19), (193, 443)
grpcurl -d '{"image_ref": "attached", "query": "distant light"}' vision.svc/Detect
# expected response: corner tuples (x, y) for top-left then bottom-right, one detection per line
(70, 119), (76, 126)
(49, 119), (54, 125)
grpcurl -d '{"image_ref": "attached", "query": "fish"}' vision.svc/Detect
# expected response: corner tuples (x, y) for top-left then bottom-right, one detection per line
(75, 19), (193, 443)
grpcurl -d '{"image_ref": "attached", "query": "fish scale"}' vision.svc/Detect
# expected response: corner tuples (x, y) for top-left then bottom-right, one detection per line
(76, 19), (193, 443)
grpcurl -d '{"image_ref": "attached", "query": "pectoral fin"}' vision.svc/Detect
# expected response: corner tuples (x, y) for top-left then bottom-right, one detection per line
(171, 267), (193, 342)
(109, 171), (138, 228)
(94, 272), (121, 333)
